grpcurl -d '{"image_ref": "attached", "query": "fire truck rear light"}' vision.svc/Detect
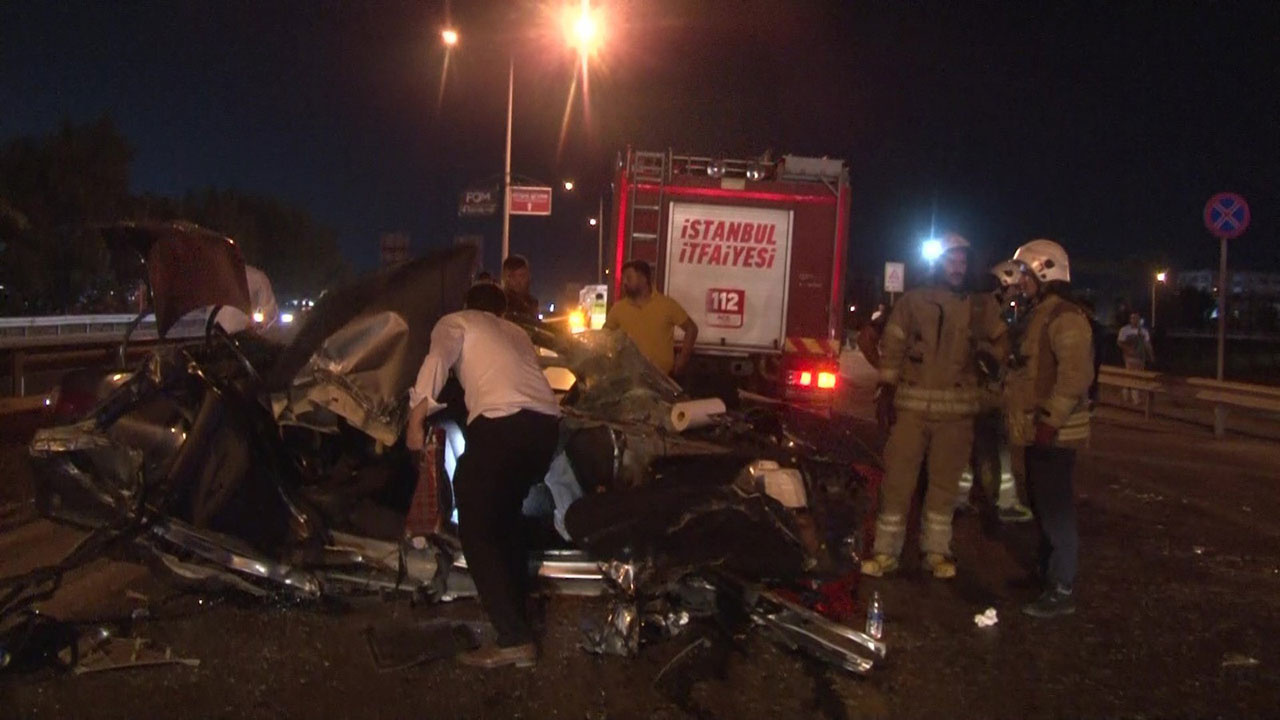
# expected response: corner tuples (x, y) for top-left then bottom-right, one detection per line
(785, 367), (837, 390)
(784, 370), (815, 387)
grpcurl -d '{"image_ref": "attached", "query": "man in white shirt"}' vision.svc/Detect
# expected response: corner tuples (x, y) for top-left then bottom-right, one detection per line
(405, 282), (560, 669)
(214, 264), (279, 333)
(1117, 312), (1155, 405)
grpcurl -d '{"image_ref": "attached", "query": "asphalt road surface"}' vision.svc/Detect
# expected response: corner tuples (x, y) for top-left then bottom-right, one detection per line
(2, 406), (1278, 719)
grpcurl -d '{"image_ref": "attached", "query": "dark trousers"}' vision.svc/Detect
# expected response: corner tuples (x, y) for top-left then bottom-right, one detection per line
(1025, 445), (1079, 591)
(453, 410), (559, 646)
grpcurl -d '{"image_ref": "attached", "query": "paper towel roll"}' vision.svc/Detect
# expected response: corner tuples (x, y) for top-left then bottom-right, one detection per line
(664, 398), (727, 432)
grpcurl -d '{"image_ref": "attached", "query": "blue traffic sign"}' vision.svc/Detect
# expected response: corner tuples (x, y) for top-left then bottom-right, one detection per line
(1204, 192), (1250, 240)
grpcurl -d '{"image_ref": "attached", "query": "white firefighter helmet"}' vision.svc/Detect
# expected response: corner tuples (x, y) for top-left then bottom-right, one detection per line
(941, 233), (970, 252)
(990, 260), (1021, 288)
(1013, 239), (1070, 283)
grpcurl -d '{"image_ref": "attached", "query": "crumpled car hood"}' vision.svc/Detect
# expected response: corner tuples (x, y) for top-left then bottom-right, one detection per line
(268, 244), (475, 445)
(531, 326), (682, 426)
(100, 221), (251, 337)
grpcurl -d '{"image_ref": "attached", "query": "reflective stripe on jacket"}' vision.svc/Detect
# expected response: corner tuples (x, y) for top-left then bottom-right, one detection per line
(879, 286), (1007, 420)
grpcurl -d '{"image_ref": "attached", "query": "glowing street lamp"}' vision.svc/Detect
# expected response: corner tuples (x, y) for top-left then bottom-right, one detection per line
(565, 2), (601, 54)
(588, 217), (598, 227)
(1152, 270), (1168, 329)
(443, 4), (605, 261)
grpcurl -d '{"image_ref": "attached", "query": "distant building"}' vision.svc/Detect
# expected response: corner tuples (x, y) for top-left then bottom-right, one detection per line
(1175, 270), (1280, 296)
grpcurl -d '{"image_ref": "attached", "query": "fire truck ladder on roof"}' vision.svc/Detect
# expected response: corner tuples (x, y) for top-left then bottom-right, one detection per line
(626, 151), (667, 262)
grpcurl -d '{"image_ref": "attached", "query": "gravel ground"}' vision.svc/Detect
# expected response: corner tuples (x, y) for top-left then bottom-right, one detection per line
(2, 407), (1279, 719)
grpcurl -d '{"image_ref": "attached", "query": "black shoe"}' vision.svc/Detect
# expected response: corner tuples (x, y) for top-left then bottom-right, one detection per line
(457, 642), (537, 669)
(1021, 587), (1076, 618)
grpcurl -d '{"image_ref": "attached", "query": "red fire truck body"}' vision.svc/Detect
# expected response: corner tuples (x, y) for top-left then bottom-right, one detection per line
(610, 149), (851, 403)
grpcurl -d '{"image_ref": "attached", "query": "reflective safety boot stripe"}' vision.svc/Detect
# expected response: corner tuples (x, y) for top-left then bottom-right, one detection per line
(876, 514), (906, 532)
(921, 512), (955, 555)
(873, 514), (908, 556)
(998, 472), (1019, 506)
(924, 511), (953, 530)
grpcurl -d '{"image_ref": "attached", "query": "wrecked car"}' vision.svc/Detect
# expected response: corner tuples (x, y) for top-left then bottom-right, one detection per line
(24, 221), (886, 674)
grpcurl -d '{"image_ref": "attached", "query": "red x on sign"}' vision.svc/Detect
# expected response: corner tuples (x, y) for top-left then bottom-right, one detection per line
(1204, 192), (1250, 240)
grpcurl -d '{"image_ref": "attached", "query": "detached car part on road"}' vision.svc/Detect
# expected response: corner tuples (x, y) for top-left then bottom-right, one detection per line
(24, 221), (886, 674)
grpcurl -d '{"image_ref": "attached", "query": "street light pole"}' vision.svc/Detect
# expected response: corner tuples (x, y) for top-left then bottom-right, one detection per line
(596, 196), (604, 283)
(501, 58), (514, 262)
(449, 2), (600, 263)
(1151, 271), (1168, 330)
(1216, 238), (1227, 382)
(1152, 278), (1162, 330)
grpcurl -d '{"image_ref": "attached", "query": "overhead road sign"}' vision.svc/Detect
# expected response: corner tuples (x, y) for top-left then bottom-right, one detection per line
(510, 186), (553, 216)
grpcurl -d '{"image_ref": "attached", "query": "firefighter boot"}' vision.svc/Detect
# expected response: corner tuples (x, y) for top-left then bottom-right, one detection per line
(861, 554), (900, 577)
(923, 553), (957, 580)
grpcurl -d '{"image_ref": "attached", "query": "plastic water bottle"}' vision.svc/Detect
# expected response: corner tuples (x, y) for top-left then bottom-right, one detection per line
(865, 591), (884, 640)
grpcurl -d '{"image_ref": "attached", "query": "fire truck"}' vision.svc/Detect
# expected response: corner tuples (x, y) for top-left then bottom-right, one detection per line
(610, 148), (851, 404)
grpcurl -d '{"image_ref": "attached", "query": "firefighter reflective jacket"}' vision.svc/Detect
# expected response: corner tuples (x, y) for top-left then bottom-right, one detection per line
(1004, 294), (1095, 448)
(878, 286), (1007, 419)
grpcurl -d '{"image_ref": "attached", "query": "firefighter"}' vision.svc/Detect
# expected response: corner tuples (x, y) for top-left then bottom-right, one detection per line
(861, 233), (1007, 580)
(957, 262), (1034, 526)
(1004, 239), (1094, 618)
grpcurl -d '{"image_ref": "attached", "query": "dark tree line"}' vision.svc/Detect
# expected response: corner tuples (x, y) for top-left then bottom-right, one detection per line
(0, 116), (348, 315)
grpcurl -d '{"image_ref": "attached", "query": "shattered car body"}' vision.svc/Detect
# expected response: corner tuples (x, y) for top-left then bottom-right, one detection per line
(27, 221), (886, 674)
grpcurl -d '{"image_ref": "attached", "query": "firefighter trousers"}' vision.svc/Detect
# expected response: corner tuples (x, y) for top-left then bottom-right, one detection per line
(962, 410), (1023, 509)
(872, 411), (975, 558)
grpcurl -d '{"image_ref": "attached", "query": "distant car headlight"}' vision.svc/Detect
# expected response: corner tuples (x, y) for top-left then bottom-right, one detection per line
(280, 312), (295, 324)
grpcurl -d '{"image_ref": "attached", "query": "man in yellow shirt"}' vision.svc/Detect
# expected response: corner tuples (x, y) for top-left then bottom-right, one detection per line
(605, 260), (698, 376)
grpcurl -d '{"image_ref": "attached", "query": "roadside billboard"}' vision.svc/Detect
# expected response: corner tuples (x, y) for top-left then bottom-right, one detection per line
(458, 187), (499, 218)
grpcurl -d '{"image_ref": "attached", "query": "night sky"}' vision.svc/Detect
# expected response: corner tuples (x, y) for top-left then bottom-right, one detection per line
(4, 0), (1278, 301)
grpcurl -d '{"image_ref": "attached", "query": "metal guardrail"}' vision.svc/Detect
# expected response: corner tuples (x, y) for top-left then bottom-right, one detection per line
(0, 313), (208, 349)
(1097, 364), (1280, 436)
(1, 313), (210, 397)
